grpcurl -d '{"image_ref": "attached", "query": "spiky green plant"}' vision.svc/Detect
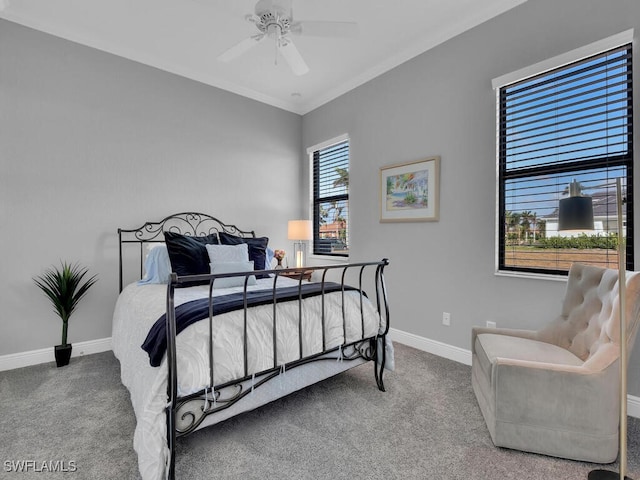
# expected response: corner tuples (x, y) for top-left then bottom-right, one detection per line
(33, 262), (98, 346)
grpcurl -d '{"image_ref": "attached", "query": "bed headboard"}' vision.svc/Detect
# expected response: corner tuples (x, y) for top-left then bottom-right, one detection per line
(118, 212), (255, 292)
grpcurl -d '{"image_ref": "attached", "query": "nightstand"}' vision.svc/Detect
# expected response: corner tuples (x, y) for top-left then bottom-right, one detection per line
(279, 270), (313, 281)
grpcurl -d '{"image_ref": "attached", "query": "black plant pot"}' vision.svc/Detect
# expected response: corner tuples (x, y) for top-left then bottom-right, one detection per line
(54, 344), (72, 367)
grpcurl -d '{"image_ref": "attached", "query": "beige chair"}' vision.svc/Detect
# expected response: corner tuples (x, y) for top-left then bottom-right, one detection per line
(472, 263), (640, 463)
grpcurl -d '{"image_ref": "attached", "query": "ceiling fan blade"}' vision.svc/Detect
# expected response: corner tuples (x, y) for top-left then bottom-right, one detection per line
(217, 34), (266, 62)
(278, 38), (309, 76)
(291, 21), (358, 38)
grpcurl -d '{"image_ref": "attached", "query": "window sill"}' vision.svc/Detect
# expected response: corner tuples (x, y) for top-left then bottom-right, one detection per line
(495, 270), (567, 282)
(308, 254), (349, 265)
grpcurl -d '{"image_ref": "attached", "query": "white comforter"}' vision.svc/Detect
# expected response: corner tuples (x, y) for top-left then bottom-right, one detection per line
(111, 277), (383, 480)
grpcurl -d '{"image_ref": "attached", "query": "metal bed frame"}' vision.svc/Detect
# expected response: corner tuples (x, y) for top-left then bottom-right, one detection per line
(118, 213), (390, 479)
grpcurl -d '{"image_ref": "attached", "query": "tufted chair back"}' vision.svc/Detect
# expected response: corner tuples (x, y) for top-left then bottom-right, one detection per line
(537, 263), (640, 363)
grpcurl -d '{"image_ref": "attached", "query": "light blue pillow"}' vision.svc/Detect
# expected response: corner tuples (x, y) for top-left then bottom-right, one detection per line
(209, 261), (257, 289)
(265, 247), (275, 270)
(138, 244), (172, 285)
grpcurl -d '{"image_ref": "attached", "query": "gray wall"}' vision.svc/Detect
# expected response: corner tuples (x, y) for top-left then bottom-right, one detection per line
(3, 1), (640, 397)
(0, 20), (302, 355)
(302, 0), (640, 395)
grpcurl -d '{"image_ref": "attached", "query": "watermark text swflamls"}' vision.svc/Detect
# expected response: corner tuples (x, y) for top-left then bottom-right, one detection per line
(4, 460), (77, 473)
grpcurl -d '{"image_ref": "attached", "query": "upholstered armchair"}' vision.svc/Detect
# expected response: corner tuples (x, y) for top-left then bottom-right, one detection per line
(472, 263), (640, 463)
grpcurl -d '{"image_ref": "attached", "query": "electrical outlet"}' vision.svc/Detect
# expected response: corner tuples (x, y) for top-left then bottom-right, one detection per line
(442, 312), (451, 326)
(486, 321), (497, 329)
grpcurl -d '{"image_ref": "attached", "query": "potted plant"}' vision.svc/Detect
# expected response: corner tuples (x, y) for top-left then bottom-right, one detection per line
(33, 261), (98, 367)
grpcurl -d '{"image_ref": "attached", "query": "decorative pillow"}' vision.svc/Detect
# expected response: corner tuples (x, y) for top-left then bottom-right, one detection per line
(266, 247), (275, 270)
(209, 261), (257, 289)
(138, 243), (172, 285)
(205, 243), (249, 265)
(218, 232), (269, 278)
(164, 231), (219, 286)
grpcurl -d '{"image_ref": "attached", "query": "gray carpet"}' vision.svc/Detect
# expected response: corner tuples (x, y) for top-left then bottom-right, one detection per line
(0, 343), (638, 479)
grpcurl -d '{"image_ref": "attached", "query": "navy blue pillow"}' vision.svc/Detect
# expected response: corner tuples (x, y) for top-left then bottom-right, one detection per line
(218, 232), (269, 278)
(164, 231), (219, 286)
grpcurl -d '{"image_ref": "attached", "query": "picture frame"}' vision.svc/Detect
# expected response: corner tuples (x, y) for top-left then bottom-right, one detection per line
(379, 156), (440, 222)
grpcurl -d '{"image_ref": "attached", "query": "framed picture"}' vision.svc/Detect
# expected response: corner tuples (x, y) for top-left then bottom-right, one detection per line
(379, 156), (440, 222)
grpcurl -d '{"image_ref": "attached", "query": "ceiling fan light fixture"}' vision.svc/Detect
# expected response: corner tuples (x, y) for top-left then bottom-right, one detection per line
(265, 19), (284, 38)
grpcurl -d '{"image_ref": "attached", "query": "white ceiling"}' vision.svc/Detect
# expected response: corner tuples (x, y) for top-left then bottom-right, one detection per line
(0, 0), (526, 114)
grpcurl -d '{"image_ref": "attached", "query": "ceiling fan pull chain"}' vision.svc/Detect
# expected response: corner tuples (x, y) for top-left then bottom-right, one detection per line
(275, 19), (282, 66)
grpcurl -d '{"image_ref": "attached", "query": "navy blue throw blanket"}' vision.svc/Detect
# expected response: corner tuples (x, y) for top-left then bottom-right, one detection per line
(142, 282), (358, 367)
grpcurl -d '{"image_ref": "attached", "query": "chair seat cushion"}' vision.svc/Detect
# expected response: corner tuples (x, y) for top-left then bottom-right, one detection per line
(475, 333), (584, 383)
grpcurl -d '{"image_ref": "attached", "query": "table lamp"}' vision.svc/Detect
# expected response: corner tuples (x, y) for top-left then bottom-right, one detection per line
(559, 178), (632, 480)
(287, 220), (312, 268)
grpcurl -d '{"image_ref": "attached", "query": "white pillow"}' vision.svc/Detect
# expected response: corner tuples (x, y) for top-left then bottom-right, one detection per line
(206, 243), (249, 264)
(209, 261), (257, 289)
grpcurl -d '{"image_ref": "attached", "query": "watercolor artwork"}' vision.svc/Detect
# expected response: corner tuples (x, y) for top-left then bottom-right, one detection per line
(380, 157), (440, 222)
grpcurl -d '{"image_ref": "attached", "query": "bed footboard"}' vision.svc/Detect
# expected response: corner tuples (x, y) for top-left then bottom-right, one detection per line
(165, 260), (390, 480)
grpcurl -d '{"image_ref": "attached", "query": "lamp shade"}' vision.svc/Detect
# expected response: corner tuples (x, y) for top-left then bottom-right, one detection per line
(558, 196), (594, 231)
(288, 220), (312, 241)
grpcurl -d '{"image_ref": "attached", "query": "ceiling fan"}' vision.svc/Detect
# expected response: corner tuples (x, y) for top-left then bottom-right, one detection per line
(218, 0), (358, 76)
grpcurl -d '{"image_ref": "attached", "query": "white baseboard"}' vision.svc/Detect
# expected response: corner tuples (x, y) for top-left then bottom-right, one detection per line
(628, 394), (640, 419)
(0, 337), (112, 372)
(389, 327), (472, 366)
(388, 327), (640, 419)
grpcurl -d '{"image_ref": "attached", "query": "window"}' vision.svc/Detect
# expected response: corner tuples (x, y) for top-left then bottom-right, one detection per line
(496, 40), (633, 276)
(311, 138), (349, 256)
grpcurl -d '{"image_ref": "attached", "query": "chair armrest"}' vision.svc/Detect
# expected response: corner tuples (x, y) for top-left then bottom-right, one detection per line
(494, 357), (588, 374)
(471, 326), (537, 353)
(494, 342), (620, 373)
(582, 342), (620, 371)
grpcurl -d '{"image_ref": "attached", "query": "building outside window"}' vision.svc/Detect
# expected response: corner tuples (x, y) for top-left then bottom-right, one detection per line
(495, 34), (633, 276)
(310, 136), (349, 257)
